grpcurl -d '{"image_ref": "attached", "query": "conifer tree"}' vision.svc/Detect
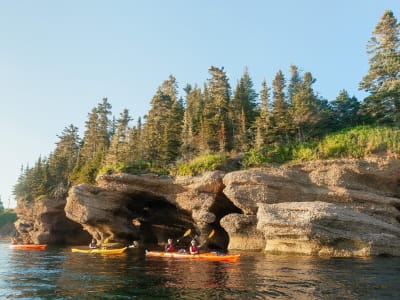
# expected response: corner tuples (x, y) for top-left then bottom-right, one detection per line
(47, 125), (80, 198)
(71, 98), (112, 184)
(181, 84), (203, 159)
(231, 66), (258, 152)
(202, 66), (232, 152)
(271, 70), (289, 143)
(254, 79), (271, 150)
(359, 10), (400, 125)
(0, 196), (4, 212)
(331, 90), (360, 129)
(142, 75), (182, 165)
(104, 109), (132, 167)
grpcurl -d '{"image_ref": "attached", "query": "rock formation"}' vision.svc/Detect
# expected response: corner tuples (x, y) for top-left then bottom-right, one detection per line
(14, 156), (400, 257)
(222, 157), (400, 256)
(14, 197), (90, 245)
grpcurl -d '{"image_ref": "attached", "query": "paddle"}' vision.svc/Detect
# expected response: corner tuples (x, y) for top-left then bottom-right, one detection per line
(177, 229), (191, 242)
(199, 229), (215, 248)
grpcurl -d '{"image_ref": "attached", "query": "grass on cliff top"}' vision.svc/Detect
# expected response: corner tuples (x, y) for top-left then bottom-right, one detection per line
(174, 153), (228, 176)
(242, 126), (400, 167)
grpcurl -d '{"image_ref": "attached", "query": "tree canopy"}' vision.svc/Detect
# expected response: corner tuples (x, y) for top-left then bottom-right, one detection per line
(13, 10), (400, 204)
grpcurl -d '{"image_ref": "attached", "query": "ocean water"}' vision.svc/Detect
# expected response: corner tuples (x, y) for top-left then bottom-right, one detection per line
(0, 241), (399, 299)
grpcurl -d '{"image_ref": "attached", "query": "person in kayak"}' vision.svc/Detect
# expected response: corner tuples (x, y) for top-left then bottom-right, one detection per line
(89, 238), (98, 249)
(189, 239), (199, 255)
(165, 238), (176, 252)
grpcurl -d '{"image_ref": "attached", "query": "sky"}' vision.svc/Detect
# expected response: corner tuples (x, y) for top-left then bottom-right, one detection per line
(0, 0), (399, 209)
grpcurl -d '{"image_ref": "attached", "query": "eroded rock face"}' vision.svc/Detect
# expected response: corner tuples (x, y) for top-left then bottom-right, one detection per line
(65, 171), (240, 249)
(257, 201), (400, 256)
(14, 197), (90, 245)
(15, 157), (400, 257)
(222, 157), (400, 256)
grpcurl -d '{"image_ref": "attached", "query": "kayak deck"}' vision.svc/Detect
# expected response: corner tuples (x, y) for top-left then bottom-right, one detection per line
(71, 247), (127, 254)
(10, 244), (47, 250)
(146, 251), (240, 262)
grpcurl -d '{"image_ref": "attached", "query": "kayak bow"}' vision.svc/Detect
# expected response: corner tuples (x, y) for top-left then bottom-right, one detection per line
(146, 250), (240, 262)
(71, 247), (127, 254)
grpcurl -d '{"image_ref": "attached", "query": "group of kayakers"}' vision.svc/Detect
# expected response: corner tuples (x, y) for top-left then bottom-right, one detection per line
(165, 237), (199, 254)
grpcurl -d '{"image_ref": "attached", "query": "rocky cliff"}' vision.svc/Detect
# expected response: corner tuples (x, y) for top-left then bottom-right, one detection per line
(15, 157), (400, 257)
(14, 197), (90, 245)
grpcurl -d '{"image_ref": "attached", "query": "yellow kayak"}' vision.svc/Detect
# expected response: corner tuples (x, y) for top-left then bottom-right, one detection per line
(71, 247), (127, 254)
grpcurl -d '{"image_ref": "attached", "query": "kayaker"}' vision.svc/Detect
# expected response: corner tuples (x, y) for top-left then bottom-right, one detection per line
(165, 238), (176, 252)
(189, 239), (199, 255)
(89, 238), (98, 249)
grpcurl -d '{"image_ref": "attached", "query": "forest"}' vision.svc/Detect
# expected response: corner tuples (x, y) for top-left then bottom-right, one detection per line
(14, 10), (400, 204)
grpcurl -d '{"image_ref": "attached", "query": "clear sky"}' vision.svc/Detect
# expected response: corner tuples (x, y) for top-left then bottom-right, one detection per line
(0, 1), (399, 208)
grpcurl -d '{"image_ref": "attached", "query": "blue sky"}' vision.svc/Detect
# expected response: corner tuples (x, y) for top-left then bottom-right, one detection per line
(0, 1), (399, 208)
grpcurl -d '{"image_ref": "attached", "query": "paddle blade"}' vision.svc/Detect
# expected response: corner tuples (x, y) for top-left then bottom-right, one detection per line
(208, 229), (215, 239)
(183, 229), (191, 237)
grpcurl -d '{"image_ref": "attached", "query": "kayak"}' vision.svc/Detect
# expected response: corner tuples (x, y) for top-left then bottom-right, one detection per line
(10, 244), (47, 250)
(145, 250), (240, 262)
(71, 247), (127, 254)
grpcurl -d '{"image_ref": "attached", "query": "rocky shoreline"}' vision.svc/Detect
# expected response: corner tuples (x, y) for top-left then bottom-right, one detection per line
(14, 157), (400, 257)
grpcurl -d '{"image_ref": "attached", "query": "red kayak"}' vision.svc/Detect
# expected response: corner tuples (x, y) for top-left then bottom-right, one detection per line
(146, 250), (240, 262)
(10, 244), (47, 250)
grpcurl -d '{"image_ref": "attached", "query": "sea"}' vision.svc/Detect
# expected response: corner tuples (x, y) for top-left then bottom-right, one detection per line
(0, 241), (399, 299)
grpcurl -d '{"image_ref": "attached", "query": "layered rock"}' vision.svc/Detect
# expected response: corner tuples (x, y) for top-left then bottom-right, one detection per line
(14, 156), (400, 257)
(14, 197), (90, 245)
(65, 171), (241, 248)
(222, 157), (400, 256)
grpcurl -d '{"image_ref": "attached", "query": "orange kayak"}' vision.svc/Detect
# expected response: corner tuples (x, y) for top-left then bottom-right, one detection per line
(146, 250), (240, 262)
(10, 244), (47, 250)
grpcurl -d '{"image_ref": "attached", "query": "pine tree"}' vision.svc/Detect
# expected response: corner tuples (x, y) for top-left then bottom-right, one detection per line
(359, 10), (400, 125)
(142, 75), (182, 165)
(253, 79), (271, 150)
(0, 196), (4, 212)
(202, 66), (232, 152)
(181, 84), (203, 159)
(271, 70), (289, 143)
(47, 125), (80, 198)
(231, 66), (258, 152)
(104, 109), (132, 167)
(71, 98), (112, 184)
(331, 90), (360, 130)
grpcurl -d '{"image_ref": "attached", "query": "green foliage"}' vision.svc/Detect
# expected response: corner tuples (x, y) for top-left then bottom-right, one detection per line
(243, 126), (399, 167)
(317, 126), (400, 158)
(0, 210), (17, 228)
(176, 153), (228, 176)
(12, 8), (400, 205)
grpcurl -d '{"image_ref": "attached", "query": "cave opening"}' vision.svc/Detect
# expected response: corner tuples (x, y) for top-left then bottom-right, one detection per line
(206, 192), (243, 250)
(125, 191), (194, 247)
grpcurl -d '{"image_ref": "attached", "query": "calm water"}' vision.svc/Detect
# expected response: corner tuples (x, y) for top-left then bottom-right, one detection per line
(1, 241), (399, 299)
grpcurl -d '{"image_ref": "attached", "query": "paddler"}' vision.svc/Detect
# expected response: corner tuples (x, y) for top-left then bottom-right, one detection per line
(189, 239), (199, 255)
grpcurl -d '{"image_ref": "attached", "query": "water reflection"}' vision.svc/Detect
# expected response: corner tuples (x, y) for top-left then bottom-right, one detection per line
(1, 242), (399, 299)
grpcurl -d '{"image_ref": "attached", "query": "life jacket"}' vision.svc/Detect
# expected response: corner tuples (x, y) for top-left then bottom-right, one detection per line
(165, 243), (176, 252)
(190, 245), (199, 254)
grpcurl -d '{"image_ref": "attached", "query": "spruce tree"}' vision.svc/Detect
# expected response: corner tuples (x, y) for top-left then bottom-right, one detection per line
(104, 109), (132, 167)
(253, 79), (271, 150)
(271, 70), (289, 143)
(47, 124), (80, 198)
(203, 66), (232, 152)
(331, 90), (360, 130)
(231, 66), (258, 152)
(359, 10), (400, 125)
